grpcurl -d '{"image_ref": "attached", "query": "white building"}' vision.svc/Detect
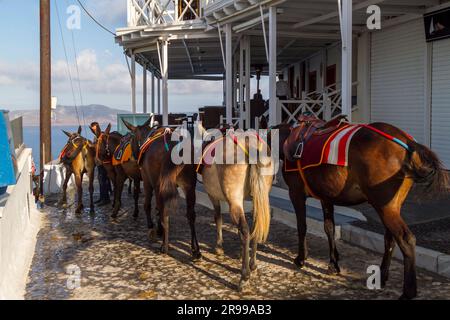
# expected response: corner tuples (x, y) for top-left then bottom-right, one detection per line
(116, 0), (450, 168)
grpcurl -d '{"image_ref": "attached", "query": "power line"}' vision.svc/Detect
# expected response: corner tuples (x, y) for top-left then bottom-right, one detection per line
(66, 0), (87, 131)
(54, 0), (81, 126)
(76, 0), (116, 36)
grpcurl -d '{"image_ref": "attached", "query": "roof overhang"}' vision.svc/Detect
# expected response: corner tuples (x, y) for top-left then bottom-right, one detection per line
(116, 0), (444, 79)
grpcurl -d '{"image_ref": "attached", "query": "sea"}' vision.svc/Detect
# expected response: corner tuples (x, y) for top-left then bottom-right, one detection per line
(23, 125), (116, 171)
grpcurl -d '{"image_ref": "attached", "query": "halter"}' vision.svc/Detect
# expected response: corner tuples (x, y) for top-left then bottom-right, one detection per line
(136, 127), (171, 164)
(59, 136), (88, 163)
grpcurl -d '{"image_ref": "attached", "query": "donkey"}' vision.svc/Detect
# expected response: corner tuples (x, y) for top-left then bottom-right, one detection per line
(59, 126), (96, 214)
(196, 124), (274, 291)
(123, 119), (201, 260)
(90, 123), (141, 218)
(267, 118), (449, 299)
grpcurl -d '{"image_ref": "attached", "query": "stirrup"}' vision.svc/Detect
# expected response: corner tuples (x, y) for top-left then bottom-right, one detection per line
(293, 141), (304, 159)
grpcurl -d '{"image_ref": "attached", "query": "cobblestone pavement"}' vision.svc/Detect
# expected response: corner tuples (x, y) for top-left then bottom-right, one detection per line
(26, 189), (450, 300)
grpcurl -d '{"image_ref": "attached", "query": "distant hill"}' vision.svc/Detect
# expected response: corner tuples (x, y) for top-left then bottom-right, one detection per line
(10, 104), (129, 126)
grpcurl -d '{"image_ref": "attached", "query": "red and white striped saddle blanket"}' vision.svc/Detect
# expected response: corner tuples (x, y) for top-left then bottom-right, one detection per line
(285, 123), (362, 172)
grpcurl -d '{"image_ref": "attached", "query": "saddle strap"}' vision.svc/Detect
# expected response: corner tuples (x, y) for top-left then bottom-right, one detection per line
(296, 160), (320, 200)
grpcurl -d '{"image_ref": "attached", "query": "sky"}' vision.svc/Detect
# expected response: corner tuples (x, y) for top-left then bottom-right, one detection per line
(0, 0), (267, 113)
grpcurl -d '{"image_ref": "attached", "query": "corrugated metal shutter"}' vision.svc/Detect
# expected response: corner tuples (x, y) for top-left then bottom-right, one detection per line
(431, 39), (450, 169)
(371, 19), (426, 143)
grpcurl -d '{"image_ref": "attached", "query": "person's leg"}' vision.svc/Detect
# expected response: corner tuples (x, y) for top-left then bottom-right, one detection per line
(97, 165), (111, 205)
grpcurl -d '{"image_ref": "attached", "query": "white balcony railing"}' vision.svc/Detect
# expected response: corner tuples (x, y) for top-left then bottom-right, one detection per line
(127, 0), (206, 27)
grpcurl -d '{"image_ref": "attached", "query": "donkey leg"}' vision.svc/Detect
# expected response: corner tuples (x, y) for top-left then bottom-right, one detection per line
(74, 173), (83, 214)
(249, 238), (258, 272)
(379, 207), (417, 300)
(380, 229), (396, 287)
(321, 201), (340, 274)
(112, 173), (126, 218)
(142, 179), (156, 240)
(128, 178), (132, 195)
(159, 205), (170, 254)
(132, 178), (140, 218)
(209, 197), (224, 255)
(185, 185), (201, 261)
(59, 168), (72, 207)
(88, 169), (95, 214)
(155, 185), (164, 238)
(289, 189), (308, 268)
(234, 207), (251, 292)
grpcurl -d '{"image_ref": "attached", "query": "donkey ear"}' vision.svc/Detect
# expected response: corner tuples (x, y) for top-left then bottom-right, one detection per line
(105, 123), (112, 134)
(77, 125), (82, 134)
(142, 116), (152, 128)
(62, 130), (72, 138)
(122, 119), (136, 132)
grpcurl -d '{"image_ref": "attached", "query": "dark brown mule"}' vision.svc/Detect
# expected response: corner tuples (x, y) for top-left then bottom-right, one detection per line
(269, 119), (449, 299)
(90, 123), (141, 218)
(59, 126), (96, 214)
(123, 119), (201, 260)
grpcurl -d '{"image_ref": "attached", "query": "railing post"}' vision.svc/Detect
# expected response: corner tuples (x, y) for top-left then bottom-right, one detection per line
(131, 52), (136, 113)
(268, 6), (278, 126)
(323, 93), (331, 120)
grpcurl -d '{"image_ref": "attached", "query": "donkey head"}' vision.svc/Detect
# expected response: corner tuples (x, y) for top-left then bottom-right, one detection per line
(60, 126), (84, 163)
(122, 115), (154, 159)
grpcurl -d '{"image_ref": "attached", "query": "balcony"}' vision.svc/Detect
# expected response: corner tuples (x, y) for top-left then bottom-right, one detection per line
(127, 0), (208, 27)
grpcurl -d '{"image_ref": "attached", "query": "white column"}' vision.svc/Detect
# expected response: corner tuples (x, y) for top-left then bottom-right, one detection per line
(245, 37), (251, 128)
(239, 38), (244, 128)
(341, 0), (352, 121)
(268, 6), (278, 126)
(162, 40), (169, 126)
(151, 72), (155, 113)
(143, 65), (147, 113)
(157, 78), (161, 114)
(131, 52), (136, 113)
(225, 23), (233, 125)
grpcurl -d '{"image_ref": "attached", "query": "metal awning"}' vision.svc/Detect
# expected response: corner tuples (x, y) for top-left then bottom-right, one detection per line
(115, 0), (440, 79)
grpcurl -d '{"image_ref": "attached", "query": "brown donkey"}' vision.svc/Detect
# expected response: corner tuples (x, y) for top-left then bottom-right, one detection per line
(269, 120), (449, 299)
(90, 123), (141, 218)
(123, 119), (201, 260)
(59, 126), (96, 214)
(197, 124), (274, 291)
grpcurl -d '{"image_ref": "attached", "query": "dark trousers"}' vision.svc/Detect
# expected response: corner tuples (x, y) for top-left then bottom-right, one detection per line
(98, 165), (111, 201)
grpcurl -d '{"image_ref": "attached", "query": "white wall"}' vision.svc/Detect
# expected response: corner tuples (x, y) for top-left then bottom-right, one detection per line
(0, 148), (41, 299)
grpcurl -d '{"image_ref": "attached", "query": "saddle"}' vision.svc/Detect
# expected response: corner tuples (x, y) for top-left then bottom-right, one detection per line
(113, 133), (133, 165)
(283, 115), (348, 162)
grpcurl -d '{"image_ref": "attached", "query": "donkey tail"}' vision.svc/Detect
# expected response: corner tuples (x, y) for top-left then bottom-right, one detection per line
(404, 141), (450, 197)
(249, 164), (272, 244)
(159, 160), (181, 212)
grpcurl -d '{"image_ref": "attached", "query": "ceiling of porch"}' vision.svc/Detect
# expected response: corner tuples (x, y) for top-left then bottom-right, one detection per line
(115, 0), (445, 79)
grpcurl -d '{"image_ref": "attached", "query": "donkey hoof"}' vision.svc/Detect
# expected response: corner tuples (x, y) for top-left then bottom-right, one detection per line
(238, 278), (250, 292)
(327, 262), (341, 275)
(215, 246), (224, 256)
(160, 245), (168, 255)
(58, 200), (67, 208)
(250, 262), (258, 272)
(133, 211), (139, 219)
(399, 290), (417, 300)
(192, 251), (202, 262)
(294, 256), (306, 269)
(89, 208), (95, 215)
(147, 229), (157, 242)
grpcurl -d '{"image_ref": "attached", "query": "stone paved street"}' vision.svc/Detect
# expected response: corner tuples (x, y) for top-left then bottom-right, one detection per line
(25, 188), (450, 300)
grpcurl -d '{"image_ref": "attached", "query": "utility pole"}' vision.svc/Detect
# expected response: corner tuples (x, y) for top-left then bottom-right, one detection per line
(40, 0), (51, 196)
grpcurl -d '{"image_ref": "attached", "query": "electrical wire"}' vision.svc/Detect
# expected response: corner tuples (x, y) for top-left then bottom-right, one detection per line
(54, 0), (81, 126)
(76, 0), (116, 36)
